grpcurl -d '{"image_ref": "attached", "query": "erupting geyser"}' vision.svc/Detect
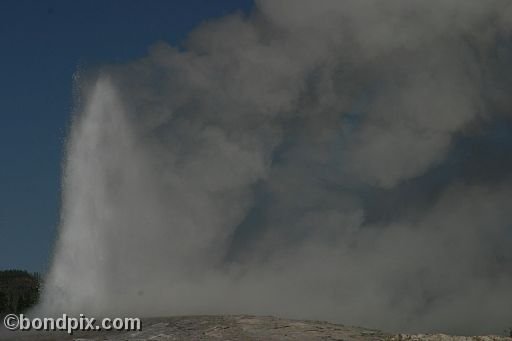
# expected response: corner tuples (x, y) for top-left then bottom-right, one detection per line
(40, 78), (150, 314)
(39, 0), (512, 335)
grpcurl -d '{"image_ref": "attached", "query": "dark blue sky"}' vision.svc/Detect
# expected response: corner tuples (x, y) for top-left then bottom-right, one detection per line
(0, 0), (254, 273)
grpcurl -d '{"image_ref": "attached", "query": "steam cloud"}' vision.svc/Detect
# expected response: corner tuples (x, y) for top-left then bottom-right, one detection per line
(39, 0), (512, 335)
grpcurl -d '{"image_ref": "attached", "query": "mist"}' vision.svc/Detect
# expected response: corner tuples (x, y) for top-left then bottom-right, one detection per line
(38, 0), (512, 335)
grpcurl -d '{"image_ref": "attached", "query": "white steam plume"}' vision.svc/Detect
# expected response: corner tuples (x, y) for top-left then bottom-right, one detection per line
(39, 0), (512, 335)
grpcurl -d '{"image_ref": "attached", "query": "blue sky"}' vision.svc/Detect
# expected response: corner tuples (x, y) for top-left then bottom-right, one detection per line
(0, 0), (254, 273)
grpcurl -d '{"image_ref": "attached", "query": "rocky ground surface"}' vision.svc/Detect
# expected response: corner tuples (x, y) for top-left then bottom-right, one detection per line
(1, 315), (511, 341)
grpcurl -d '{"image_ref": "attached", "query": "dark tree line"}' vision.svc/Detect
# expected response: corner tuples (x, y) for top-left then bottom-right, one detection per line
(0, 270), (41, 315)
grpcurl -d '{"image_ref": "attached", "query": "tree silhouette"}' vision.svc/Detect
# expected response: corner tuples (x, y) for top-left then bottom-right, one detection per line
(0, 270), (40, 315)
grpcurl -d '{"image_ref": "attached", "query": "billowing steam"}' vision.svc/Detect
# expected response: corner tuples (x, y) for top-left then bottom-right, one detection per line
(39, 0), (512, 335)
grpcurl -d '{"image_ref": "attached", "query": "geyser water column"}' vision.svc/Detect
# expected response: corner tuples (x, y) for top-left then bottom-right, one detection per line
(40, 77), (157, 315)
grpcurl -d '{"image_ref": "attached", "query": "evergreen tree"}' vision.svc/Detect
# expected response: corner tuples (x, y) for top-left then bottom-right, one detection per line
(0, 270), (40, 315)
